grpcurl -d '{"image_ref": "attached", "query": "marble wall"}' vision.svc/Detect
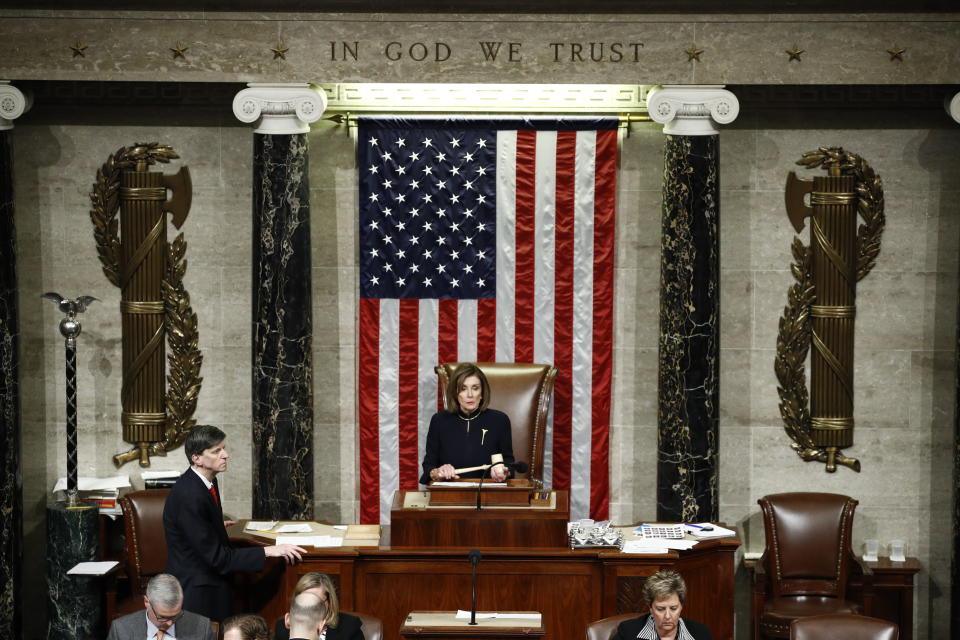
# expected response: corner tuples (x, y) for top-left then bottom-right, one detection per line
(13, 104), (958, 638)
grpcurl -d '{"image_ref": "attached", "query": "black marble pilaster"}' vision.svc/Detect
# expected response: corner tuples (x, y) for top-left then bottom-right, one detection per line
(46, 504), (99, 640)
(657, 133), (720, 523)
(251, 133), (314, 521)
(0, 129), (21, 639)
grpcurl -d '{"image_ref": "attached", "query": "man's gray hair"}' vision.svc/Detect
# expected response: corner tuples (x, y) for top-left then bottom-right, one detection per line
(146, 574), (184, 609)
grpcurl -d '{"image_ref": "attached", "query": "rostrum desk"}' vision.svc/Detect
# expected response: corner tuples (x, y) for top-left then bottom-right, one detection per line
(231, 491), (740, 640)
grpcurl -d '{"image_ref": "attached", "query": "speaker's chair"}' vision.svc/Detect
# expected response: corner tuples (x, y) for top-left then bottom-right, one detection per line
(111, 489), (171, 617)
(436, 362), (558, 482)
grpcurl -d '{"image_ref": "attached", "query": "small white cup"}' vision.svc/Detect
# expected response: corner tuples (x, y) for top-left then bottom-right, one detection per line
(889, 539), (906, 562)
(863, 539), (879, 562)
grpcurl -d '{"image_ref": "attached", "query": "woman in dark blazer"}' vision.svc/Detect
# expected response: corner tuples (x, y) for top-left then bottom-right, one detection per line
(613, 570), (713, 640)
(274, 572), (364, 640)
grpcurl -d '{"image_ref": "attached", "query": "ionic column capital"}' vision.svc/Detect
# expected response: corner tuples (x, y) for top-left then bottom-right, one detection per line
(948, 92), (960, 125)
(0, 81), (31, 130)
(232, 83), (327, 135)
(647, 85), (739, 136)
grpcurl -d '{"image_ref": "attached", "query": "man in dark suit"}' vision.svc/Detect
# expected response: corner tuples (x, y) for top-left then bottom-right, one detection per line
(163, 424), (306, 622)
(107, 573), (214, 640)
(286, 592), (329, 640)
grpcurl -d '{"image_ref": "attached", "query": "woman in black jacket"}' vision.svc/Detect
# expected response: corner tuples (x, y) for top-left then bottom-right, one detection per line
(613, 570), (713, 640)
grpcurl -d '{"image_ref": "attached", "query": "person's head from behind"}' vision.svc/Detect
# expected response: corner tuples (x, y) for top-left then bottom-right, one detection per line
(223, 614), (269, 640)
(292, 572), (340, 628)
(286, 592), (329, 640)
(643, 570), (687, 638)
(144, 574), (184, 633)
(446, 363), (491, 415)
(185, 424), (228, 474)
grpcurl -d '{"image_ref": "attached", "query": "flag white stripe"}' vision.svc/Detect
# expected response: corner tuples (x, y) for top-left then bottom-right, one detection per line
(457, 299), (478, 363)
(533, 131), (556, 366)
(418, 298), (439, 485)
(495, 131), (517, 363)
(570, 131), (597, 519)
(378, 299), (400, 521)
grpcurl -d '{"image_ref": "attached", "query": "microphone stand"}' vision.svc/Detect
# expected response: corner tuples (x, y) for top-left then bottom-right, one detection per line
(475, 467), (486, 511)
(468, 549), (481, 625)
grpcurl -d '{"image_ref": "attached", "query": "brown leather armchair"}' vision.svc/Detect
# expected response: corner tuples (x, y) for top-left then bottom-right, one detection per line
(790, 614), (898, 640)
(114, 489), (170, 616)
(436, 362), (558, 482)
(754, 492), (872, 639)
(585, 613), (638, 640)
(353, 611), (384, 640)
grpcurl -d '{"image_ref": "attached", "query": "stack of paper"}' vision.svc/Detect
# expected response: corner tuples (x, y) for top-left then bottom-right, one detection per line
(53, 476), (131, 516)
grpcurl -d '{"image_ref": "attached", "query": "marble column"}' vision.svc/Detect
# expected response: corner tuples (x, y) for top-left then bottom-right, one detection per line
(648, 86), (739, 522)
(0, 81), (28, 640)
(46, 504), (99, 640)
(948, 91), (960, 640)
(233, 84), (326, 520)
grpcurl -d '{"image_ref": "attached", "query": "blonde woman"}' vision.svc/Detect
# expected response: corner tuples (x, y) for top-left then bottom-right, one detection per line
(274, 573), (363, 640)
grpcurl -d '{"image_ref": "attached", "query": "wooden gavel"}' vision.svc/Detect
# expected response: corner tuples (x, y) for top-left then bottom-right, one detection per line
(453, 453), (505, 475)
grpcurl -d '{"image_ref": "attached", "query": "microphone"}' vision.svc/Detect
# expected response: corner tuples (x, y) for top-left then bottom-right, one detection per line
(468, 549), (481, 625)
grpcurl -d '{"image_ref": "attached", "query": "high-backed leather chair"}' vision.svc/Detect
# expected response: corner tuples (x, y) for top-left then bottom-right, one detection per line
(354, 611), (384, 640)
(754, 492), (872, 639)
(790, 614), (898, 640)
(585, 613), (638, 640)
(116, 489), (170, 614)
(436, 362), (558, 482)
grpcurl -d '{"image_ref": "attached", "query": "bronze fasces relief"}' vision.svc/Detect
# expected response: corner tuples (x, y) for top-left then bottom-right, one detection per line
(775, 147), (885, 472)
(88, 143), (202, 467)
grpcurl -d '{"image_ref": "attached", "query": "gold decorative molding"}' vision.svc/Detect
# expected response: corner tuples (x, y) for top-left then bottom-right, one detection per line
(271, 42), (289, 60)
(70, 41), (88, 58)
(685, 45), (704, 62)
(887, 46), (906, 61)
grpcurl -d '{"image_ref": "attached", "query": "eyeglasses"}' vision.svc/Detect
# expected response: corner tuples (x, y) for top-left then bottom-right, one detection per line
(149, 601), (184, 624)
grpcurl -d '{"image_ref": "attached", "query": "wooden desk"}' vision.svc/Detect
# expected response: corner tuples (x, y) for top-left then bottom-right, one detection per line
(400, 611), (545, 638)
(390, 490), (569, 548)
(232, 526), (740, 640)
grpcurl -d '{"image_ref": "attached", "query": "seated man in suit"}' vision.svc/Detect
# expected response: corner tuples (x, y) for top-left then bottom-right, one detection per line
(164, 424), (306, 622)
(287, 592), (329, 640)
(107, 573), (214, 640)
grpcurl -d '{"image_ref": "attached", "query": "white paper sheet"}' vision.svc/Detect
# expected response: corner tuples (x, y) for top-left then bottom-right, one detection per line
(276, 535), (343, 548)
(67, 561), (118, 576)
(276, 523), (313, 533)
(684, 523), (737, 538)
(53, 476), (130, 493)
(621, 541), (670, 554)
(455, 611), (541, 621)
(244, 521), (278, 532)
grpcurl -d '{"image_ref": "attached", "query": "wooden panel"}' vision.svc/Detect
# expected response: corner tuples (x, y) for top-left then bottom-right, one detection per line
(390, 491), (569, 548)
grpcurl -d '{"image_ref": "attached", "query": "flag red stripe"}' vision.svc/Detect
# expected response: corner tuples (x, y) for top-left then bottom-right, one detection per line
(590, 129), (617, 519)
(513, 130), (537, 363)
(437, 298), (459, 410)
(358, 298), (381, 524)
(398, 299), (421, 491)
(551, 131), (577, 491)
(476, 297), (497, 362)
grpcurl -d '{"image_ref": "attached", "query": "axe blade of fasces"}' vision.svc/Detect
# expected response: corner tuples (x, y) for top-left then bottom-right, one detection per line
(163, 166), (192, 229)
(785, 171), (813, 233)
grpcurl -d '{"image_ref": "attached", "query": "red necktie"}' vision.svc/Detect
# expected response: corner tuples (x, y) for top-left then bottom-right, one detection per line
(209, 484), (219, 505)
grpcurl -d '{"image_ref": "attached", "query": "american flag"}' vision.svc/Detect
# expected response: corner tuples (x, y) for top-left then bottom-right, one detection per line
(358, 117), (618, 524)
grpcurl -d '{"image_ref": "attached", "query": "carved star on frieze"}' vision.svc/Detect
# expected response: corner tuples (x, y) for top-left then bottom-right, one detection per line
(70, 41), (88, 58)
(271, 42), (289, 60)
(887, 46), (906, 61)
(685, 45), (704, 62)
(170, 42), (189, 59)
(786, 45), (804, 62)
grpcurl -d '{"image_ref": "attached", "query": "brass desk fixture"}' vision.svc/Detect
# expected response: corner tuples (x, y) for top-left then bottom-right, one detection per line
(775, 147), (885, 472)
(88, 143), (202, 467)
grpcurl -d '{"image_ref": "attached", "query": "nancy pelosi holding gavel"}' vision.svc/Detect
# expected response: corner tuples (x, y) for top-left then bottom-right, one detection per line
(420, 363), (515, 484)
